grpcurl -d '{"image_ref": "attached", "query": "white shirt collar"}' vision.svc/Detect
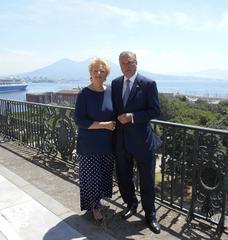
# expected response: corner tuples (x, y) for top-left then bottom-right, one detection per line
(124, 71), (138, 82)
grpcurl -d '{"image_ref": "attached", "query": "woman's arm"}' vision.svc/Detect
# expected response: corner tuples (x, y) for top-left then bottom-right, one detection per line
(74, 91), (94, 128)
(74, 90), (116, 131)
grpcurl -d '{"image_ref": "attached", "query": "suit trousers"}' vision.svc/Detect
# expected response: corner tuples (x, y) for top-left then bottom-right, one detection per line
(115, 145), (156, 220)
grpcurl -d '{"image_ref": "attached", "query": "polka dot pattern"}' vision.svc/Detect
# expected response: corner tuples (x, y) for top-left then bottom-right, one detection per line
(78, 154), (114, 211)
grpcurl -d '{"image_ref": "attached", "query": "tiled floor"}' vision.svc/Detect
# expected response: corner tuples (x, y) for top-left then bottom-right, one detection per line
(0, 175), (86, 240)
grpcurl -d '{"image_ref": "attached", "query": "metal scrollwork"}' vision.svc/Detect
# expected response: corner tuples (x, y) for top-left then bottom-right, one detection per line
(40, 131), (58, 158)
(38, 106), (76, 168)
(43, 107), (57, 130)
(188, 132), (227, 235)
(6, 102), (13, 139)
(161, 127), (194, 191)
(196, 147), (225, 213)
(52, 108), (76, 161)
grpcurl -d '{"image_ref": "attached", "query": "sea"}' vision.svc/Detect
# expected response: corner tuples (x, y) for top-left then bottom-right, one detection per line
(0, 78), (227, 101)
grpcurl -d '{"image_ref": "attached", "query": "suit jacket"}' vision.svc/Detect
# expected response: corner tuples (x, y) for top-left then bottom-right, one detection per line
(111, 73), (160, 159)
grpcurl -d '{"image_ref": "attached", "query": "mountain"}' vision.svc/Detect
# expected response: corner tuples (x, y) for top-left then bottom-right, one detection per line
(19, 58), (122, 82)
(139, 70), (211, 82)
(20, 58), (89, 81)
(18, 58), (228, 83)
(186, 69), (228, 80)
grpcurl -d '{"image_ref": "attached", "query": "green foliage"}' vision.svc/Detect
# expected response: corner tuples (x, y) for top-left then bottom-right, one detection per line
(219, 99), (228, 108)
(207, 115), (228, 130)
(159, 93), (226, 129)
(217, 99), (228, 115)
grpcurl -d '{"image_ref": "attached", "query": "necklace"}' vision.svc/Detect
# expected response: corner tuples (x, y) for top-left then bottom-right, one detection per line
(89, 83), (105, 92)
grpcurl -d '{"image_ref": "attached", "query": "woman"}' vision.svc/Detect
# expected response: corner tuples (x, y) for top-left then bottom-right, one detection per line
(74, 57), (115, 222)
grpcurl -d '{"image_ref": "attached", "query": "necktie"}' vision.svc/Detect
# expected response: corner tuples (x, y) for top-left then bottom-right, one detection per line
(123, 79), (130, 107)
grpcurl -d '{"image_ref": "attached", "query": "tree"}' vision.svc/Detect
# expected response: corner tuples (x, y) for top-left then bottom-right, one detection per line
(159, 93), (225, 129)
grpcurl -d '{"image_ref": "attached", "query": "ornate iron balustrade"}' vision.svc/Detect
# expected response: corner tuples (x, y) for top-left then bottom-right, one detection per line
(0, 99), (77, 167)
(0, 98), (228, 236)
(152, 120), (228, 236)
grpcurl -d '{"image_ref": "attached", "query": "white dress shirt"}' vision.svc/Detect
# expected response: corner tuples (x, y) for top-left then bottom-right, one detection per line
(122, 71), (138, 124)
(122, 71), (138, 97)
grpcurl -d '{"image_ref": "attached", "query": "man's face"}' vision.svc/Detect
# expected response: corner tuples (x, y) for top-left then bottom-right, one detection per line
(119, 54), (137, 79)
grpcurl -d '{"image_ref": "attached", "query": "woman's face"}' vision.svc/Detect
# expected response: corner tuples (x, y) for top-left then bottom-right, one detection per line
(90, 63), (108, 83)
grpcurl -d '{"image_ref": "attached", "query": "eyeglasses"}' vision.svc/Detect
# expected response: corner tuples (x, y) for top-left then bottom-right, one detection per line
(121, 61), (136, 66)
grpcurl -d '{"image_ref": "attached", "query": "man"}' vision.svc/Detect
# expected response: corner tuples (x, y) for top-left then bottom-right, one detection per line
(111, 51), (161, 234)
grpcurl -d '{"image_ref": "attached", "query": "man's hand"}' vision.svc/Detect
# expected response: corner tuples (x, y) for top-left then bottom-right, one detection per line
(118, 113), (133, 124)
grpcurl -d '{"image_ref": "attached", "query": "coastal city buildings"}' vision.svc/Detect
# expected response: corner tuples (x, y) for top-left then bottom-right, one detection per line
(26, 89), (80, 105)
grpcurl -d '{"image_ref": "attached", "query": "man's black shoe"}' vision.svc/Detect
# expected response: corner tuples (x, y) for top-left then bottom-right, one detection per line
(121, 204), (138, 220)
(146, 219), (161, 234)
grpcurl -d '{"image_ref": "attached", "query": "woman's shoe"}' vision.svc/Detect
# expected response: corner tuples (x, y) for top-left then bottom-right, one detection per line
(92, 208), (103, 222)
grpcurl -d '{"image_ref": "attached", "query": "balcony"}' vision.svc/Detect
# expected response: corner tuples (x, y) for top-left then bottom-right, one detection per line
(0, 98), (228, 239)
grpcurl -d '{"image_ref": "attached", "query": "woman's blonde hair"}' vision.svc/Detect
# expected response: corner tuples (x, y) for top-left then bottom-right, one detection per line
(88, 57), (110, 76)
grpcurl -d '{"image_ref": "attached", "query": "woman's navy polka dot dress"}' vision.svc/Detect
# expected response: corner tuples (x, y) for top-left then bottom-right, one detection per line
(78, 154), (114, 210)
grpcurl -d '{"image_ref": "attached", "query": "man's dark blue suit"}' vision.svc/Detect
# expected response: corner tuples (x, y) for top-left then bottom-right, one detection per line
(111, 73), (160, 220)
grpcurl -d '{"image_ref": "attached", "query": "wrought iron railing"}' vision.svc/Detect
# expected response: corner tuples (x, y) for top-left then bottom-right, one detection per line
(0, 98), (228, 236)
(152, 120), (228, 236)
(0, 99), (76, 166)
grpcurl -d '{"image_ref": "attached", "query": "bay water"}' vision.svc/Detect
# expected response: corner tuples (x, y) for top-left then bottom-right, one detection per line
(0, 78), (227, 101)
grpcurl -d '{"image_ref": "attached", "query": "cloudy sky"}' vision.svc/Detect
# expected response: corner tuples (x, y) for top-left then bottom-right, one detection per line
(1, 0), (228, 75)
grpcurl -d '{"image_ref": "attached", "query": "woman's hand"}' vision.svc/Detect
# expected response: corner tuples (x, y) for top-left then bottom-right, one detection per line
(89, 121), (116, 130)
(103, 121), (116, 131)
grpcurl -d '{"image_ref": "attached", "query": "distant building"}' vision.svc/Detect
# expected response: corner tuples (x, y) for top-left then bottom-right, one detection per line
(26, 92), (53, 104)
(52, 89), (80, 105)
(26, 89), (80, 105)
(160, 92), (222, 104)
(185, 95), (222, 104)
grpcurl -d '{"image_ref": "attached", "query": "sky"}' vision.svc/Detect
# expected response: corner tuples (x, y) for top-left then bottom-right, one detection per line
(1, 0), (228, 75)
